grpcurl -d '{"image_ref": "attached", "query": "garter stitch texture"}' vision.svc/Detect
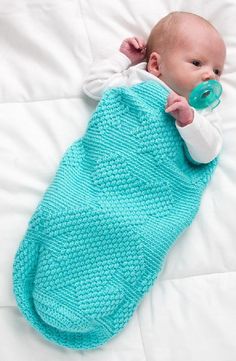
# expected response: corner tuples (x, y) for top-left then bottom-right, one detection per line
(13, 80), (217, 349)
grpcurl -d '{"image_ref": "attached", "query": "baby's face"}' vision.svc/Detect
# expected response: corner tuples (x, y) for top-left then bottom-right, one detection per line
(155, 23), (226, 99)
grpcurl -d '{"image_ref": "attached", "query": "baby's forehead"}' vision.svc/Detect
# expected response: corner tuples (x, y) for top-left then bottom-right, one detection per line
(173, 20), (225, 54)
(171, 28), (226, 68)
(175, 18), (218, 41)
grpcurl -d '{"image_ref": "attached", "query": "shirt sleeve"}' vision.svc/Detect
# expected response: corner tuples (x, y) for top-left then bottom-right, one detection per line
(82, 51), (132, 101)
(175, 108), (223, 164)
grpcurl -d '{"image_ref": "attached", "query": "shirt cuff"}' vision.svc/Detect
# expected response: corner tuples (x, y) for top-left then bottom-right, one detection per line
(175, 108), (203, 141)
(109, 51), (132, 70)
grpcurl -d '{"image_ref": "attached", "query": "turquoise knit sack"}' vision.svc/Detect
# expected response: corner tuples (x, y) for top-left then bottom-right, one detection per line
(13, 80), (217, 349)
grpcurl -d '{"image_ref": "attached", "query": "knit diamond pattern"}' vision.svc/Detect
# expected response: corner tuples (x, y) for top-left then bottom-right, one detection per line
(13, 80), (217, 349)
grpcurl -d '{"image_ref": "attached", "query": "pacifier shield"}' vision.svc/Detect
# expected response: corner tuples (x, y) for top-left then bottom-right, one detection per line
(189, 80), (222, 110)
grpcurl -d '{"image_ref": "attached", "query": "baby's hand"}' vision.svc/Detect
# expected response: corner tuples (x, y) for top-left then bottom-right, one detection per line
(165, 92), (194, 127)
(119, 37), (146, 65)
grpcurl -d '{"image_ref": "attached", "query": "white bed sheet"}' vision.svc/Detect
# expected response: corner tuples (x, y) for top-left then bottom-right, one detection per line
(0, 0), (236, 360)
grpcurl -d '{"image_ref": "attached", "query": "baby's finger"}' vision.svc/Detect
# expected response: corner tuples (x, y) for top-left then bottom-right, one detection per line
(165, 102), (183, 113)
(140, 47), (147, 55)
(135, 37), (146, 49)
(166, 93), (179, 107)
(130, 37), (146, 51)
(167, 92), (181, 104)
(129, 37), (140, 49)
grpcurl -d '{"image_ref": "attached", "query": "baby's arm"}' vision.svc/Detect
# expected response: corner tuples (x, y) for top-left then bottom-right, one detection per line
(166, 92), (222, 163)
(83, 37), (146, 100)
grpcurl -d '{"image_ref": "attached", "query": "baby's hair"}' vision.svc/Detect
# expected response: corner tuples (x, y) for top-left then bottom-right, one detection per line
(146, 11), (218, 61)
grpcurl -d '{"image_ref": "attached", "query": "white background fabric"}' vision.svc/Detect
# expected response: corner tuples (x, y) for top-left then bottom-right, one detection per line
(0, 0), (236, 360)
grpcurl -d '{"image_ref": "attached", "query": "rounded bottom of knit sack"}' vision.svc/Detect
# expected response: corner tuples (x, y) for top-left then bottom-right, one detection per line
(13, 206), (172, 349)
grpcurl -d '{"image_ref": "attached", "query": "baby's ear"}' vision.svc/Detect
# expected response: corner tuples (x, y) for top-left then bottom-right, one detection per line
(147, 52), (161, 77)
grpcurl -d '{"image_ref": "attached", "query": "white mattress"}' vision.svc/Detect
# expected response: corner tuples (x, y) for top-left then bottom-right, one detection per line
(0, 0), (236, 359)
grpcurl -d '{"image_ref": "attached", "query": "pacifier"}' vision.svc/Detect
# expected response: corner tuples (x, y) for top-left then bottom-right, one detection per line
(188, 80), (222, 110)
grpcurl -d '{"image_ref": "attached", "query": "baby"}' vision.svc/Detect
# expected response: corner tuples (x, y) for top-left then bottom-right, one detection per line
(83, 11), (226, 164)
(13, 12), (226, 349)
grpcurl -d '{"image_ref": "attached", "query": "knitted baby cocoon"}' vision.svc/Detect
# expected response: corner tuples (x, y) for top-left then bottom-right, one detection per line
(13, 80), (217, 349)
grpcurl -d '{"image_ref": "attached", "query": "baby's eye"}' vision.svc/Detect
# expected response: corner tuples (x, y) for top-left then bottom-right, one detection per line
(214, 69), (221, 76)
(192, 60), (201, 67)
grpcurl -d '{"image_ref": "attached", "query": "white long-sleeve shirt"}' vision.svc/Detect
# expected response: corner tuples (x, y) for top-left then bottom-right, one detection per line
(83, 51), (223, 164)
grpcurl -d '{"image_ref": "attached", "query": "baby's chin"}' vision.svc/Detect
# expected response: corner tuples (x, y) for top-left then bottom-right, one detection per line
(173, 89), (190, 101)
(168, 84), (191, 100)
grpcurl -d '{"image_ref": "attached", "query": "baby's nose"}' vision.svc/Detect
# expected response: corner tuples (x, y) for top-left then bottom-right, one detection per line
(201, 69), (215, 81)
